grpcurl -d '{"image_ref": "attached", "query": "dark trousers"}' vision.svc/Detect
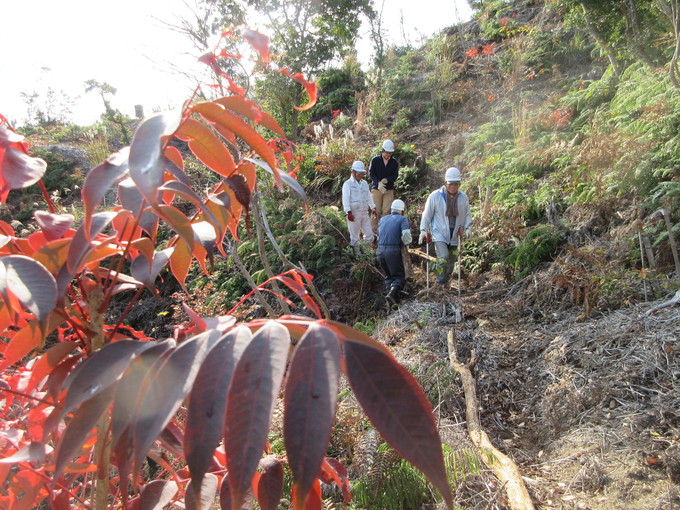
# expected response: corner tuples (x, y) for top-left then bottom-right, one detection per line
(376, 245), (405, 293)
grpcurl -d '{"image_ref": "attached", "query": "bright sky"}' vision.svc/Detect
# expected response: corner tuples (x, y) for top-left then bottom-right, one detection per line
(1, 0), (472, 127)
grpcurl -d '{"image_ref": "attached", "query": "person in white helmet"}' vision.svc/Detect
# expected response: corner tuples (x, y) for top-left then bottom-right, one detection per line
(368, 140), (400, 229)
(376, 199), (412, 305)
(342, 161), (377, 256)
(418, 167), (472, 286)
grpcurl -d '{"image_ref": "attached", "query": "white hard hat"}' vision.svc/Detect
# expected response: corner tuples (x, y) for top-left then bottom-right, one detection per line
(382, 140), (395, 152)
(391, 199), (405, 212)
(352, 161), (366, 172)
(445, 167), (462, 182)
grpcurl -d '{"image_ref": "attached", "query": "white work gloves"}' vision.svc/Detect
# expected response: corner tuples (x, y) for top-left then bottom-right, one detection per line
(418, 231), (431, 244)
(377, 178), (387, 194)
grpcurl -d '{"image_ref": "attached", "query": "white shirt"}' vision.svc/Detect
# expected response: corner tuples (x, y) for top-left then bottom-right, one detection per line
(342, 176), (375, 213)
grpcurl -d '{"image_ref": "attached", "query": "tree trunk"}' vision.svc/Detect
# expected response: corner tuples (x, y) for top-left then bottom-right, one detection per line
(582, 3), (624, 76)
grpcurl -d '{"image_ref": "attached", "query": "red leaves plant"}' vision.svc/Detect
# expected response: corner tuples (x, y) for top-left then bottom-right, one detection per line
(0, 29), (454, 510)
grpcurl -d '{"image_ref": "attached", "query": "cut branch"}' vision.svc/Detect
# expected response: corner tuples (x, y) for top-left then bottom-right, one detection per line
(447, 329), (535, 510)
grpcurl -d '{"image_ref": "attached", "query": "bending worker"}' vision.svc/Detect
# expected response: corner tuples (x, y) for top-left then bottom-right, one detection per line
(418, 167), (472, 287)
(342, 160), (376, 256)
(377, 199), (411, 305)
(369, 140), (399, 229)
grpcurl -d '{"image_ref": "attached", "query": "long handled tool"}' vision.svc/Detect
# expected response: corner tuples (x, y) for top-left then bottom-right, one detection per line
(455, 234), (462, 322)
(426, 234), (430, 293)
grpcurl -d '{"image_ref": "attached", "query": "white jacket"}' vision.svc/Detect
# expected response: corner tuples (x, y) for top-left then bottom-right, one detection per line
(342, 176), (375, 213)
(419, 186), (472, 245)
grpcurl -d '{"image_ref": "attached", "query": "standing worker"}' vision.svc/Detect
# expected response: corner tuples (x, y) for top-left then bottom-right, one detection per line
(369, 140), (400, 230)
(342, 161), (377, 256)
(377, 199), (412, 305)
(418, 167), (472, 287)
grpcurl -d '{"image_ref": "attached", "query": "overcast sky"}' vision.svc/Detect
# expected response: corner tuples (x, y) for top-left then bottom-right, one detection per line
(1, 0), (472, 126)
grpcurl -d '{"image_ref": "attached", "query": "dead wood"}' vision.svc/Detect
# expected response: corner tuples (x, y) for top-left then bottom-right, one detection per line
(447, 329), (535, 510)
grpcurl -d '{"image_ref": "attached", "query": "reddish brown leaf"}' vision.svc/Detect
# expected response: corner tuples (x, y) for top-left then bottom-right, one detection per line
(225, 322), (290, 509)
(243, 29), (270, 63)
(0, 147), (47, 192)
(118, 178), (159, 238)
(130, 247), (174, 294)
(0, 255), (57, 327)
(224, 174), (251, 209)
(343, 338), (453, 508)
(284, 325), (341, 509)
(185, 326), (252, 496)
(219, 474), (232, 509)
(175, 118), (236, 177)
(130, 331), (221, 473)
(60, 340), (153, 418)
(185, 472), (218, 510)
(66, 211), (116, 274)
(137, 480), (179, 510)
(247, 157), (306, 201)
(33, 211), (75, 242)
(256, 457), (284, 510)
(54, 385), (115, 478)
(81, 147), (130, 236)
(129, 111), (182, 204)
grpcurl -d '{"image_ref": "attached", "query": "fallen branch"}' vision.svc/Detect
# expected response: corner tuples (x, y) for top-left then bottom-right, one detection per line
(644, 289), (680, 316)
(447, 329), (535, 510)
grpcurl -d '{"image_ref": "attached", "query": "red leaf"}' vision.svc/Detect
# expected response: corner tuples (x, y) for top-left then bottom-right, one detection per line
(26, 341), (77, 393)
(343, 339), (453, 507)
(185, 472), (218, 510)
(320, 458), (350, 503)
(243, 29), (271, 63)
(256, 457), (284, 510)
(137, 480), (179, 510)
(284, 325), (341, 509)
(214, 96), (284, 137)
(169, 238), (192, 291)
(280, 69), (317, 112)
(175, 118), (236, 177)
(291, 478), (321, 510)
(192, 102), (280, 187)
(185, 326), (252, 495)
(225, 322), (290, 509)
(0, 320), (45, 370)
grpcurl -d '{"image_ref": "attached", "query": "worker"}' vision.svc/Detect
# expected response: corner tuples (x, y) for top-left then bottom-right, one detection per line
(342, 160), (376, 256)
(377, 199), (411, 305)
(418, 167), (472, 287)
(369, 140), (399, 230)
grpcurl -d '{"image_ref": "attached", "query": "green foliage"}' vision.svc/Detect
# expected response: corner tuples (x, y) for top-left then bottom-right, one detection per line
(313, 66), (366, 118)
(394, 165), (422, 195)
(506, 225), (562, 279)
